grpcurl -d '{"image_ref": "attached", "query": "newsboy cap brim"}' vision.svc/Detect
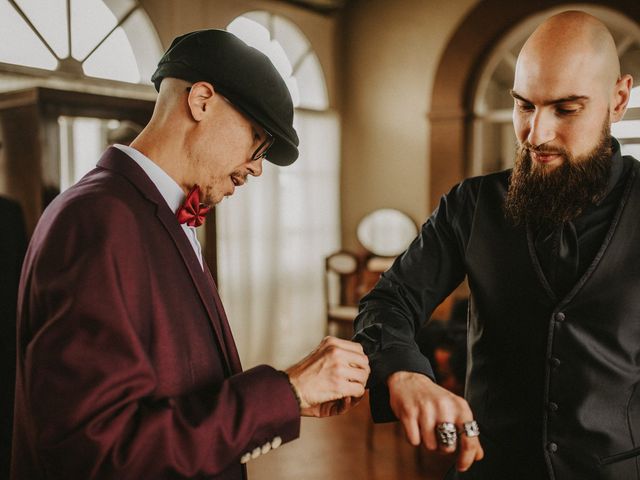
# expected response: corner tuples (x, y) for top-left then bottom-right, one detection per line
(151, 29), (299, 166)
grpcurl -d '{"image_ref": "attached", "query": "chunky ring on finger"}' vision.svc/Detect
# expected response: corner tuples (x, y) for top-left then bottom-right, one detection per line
(436, 422), (458, 447)
(461, 420), (480, 438)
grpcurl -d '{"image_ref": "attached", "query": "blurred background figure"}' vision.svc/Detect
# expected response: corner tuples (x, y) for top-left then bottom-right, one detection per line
(107, 120), (143, 146)
(0, 193), (27, 479)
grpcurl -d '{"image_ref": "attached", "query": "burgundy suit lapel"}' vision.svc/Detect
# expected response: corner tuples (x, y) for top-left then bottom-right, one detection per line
(154, 206), (234, 375)
(203, 265), (243, 374)
(96, 147), (234, 375)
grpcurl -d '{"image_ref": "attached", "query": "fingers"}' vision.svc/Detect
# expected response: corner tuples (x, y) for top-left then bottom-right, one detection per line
(335, 379), (364, 399)
(322, 341), (369, 393)
(321, 337), (370, 372)
(287, 337), (371, 415)
(312, 395), (369, 418)
(457, 433), (483, 471)
(315, 396), (361, 418)
(320, 337), (370, 391)
(344, 362), (369, 385)
(401, 413), (421, 446)
(416, 407), (436, 449)
(341, 350), (370, 374)
(433, 422), (457, 455)
(387, 372), (482, 471)
(320, 336), (366, 355)
(453, 403), (483, 471)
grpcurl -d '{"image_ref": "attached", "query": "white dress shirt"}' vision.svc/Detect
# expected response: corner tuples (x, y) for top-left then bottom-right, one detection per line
(113, 144), (205, 269)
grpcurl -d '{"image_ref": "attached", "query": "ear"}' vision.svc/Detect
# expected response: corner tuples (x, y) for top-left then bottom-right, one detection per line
(610, 74), (633, 123)
(186, 81), (216, 122)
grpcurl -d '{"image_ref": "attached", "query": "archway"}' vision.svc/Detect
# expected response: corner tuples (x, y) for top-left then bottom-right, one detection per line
(428, 0), (640, 210)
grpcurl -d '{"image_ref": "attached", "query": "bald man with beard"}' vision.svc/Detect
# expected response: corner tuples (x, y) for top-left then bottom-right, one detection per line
(354, 11), (637, 480)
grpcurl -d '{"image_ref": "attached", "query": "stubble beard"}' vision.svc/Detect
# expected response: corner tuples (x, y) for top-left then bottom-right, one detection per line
(504, 119), (613, 230)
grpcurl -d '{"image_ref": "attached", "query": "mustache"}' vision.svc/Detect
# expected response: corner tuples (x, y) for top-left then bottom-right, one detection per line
(519, 142), (569, 157)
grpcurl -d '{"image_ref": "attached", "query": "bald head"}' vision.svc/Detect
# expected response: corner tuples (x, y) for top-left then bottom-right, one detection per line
(511, 10), (633, 168)
(517, 11), (620, 94)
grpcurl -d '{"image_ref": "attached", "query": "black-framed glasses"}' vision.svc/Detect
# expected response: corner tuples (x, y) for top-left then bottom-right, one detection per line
(187, 86), (274, 161)
(252, 130), (274, 161)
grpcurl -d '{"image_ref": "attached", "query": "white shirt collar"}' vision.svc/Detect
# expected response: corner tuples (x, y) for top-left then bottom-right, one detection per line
(112, 144), (204, 270)
(113, 143), (184, 214)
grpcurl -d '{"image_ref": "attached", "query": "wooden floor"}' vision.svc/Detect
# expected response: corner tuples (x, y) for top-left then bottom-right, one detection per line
(247, 393), (454, 480)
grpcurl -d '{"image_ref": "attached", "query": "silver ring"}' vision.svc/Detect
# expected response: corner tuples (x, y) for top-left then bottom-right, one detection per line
(462, 420), (480, 438)
(436, 422), (458, 447)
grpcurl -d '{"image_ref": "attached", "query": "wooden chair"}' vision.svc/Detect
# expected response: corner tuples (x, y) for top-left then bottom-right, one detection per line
(358, 254), (395, 298)
(325, 250), (361, 338)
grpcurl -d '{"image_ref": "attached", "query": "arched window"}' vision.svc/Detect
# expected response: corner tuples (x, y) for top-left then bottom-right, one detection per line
(0, 1), (161, 195)
(217, 12), (339, 368)
(471, 5), (640, 175)
(227, 12), (328, 110)
(0, 0), (161, 85)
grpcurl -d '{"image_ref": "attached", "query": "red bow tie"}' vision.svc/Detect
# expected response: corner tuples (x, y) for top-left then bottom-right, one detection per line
(176, 185), (210, 227)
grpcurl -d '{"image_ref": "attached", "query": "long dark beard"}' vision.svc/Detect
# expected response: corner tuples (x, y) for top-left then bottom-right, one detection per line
(504, 123), (613, 230)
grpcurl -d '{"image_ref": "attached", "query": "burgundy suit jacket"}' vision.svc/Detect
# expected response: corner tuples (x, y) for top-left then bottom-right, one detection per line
(12, 147), (300, 479)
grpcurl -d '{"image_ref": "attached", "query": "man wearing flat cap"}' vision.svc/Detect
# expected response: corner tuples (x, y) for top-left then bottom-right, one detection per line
(12, 29), (369, 479)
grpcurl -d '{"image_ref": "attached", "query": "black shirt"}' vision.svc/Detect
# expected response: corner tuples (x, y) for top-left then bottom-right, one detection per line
(354, 138), (635, 389)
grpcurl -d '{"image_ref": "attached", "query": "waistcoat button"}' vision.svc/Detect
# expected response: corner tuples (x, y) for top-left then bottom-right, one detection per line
(547, 442), (558, 453)
(550, 357), (561, 368)
(548, 402), (558, 412)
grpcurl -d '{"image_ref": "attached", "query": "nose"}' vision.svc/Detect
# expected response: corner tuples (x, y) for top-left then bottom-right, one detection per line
(247, 157), (263, 177)
(527, 109), (556, 147)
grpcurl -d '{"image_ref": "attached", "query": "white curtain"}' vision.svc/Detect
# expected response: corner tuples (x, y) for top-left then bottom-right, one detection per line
(216, 110), (340, 369)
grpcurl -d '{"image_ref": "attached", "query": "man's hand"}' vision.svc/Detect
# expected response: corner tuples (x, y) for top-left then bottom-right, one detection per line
(387, 371), (484, 472)
(285, 337), (370, 417)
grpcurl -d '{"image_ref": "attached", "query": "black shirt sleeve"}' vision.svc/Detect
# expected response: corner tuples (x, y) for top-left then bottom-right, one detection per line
(353, 180), (475, 421)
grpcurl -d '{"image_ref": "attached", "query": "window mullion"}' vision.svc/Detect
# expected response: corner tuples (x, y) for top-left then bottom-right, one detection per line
(8, 0), (61, 60)
(66, 0), (71, 58)
(291, 47), (311, 77)
(78, 4), (139, 64)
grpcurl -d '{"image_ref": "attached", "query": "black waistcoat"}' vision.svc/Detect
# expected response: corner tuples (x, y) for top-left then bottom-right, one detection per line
(460, 159), (640, 480)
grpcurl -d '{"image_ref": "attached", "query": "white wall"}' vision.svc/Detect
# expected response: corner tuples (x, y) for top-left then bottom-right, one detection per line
(340, 0), (479, 251)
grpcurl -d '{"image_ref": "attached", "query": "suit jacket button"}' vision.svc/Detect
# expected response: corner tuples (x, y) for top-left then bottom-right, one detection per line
(251, 447), (261, 459)
(547, 442), (558, 453)
(240, 453), (251, 464)
(555, 312), (565, 322)
(272, 436), (283, 449)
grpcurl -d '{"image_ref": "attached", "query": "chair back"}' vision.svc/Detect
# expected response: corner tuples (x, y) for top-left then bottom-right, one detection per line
(324, 250), (361, 337)
(359, 255), (395, 297)
(325, 250), (360, 307)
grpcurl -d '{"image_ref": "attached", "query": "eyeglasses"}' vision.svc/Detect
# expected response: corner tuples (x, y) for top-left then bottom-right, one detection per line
(252, 129), (274, 161)
(186, 86), (274, 161)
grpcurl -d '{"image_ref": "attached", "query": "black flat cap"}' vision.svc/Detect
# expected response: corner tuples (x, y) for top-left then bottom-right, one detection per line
(151, 29), (299, 166)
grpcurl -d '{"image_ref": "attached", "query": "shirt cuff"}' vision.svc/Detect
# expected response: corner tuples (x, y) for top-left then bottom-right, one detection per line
(366, 347), (435, 423)
(367, 346), (435, 389)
